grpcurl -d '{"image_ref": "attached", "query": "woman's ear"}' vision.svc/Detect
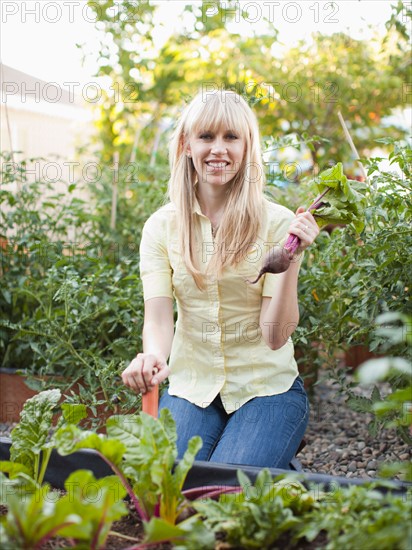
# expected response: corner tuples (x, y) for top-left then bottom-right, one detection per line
(180, 135), (191, 157)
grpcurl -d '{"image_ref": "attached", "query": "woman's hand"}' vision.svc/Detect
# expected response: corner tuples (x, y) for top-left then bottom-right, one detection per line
(288, 206), (320, 256)
(122, 352), (170, 394)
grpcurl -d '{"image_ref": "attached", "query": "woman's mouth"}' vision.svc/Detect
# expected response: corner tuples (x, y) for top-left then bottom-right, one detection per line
(205, 161), (229, 171)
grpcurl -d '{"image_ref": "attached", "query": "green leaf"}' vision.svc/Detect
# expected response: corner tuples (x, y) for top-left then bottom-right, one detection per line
(0, 461), (31, 479)
(358, 357), (412, 384)
(0, 470), (127, 548)
(59, 470), (127, 544)
(54, 424), (126, 466)
(346, 394), (373, 414)
(144, 515), (215, 549)
(310, 163), (368, 232)
(0, 470), (37, 506)
(144, 516), (187, 543)
(173, 435), (202, 492)
(371, 385), (382, 403)
(60, 402), (88, 424)
(10, 389), (61, 479)
(1, 482), (81, 547)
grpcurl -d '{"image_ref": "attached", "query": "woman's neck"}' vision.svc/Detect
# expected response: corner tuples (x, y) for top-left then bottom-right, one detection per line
(196, 186), (227, 224)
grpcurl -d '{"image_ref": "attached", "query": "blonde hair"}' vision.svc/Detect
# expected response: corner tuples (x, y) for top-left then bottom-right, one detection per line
(168, 90), (266, 289)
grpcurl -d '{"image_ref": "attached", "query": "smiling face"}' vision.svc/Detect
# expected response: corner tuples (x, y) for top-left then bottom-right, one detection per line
(186, 127), (246, 187)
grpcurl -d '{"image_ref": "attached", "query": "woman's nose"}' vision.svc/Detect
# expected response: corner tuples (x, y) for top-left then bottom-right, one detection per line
(211, 138), (227, 154)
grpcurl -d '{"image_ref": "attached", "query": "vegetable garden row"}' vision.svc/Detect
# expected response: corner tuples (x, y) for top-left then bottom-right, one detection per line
(0, 389), (410, 549)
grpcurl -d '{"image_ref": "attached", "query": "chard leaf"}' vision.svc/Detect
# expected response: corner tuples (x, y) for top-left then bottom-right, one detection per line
(144, 516), (187, 543)
(0, 461), (31, 479)
(0, 470), (37, 506)
(54, 424), (126, 465)
(1, 482), (82, 548)
(253, 468), (273, 500)
(159, 407), (178, 444)
(0, 471), (127, 549)
(60, 402), (87, 425)
(159, 435), (202, 525)
(105, 413), (142, 457)
(107, 410), (202, 525)
(9, 389), (61, 478)
(173, 435), (202, 493)
(106, 412), (178, 519)
(237, 469), (252, 494)
(58, 470), (127, 545)
(144, 515), (215, 549)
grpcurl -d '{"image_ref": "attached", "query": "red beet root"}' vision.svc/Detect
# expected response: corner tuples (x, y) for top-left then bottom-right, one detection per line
(248, 188), (331, 284)
(248, 247), (292, 283)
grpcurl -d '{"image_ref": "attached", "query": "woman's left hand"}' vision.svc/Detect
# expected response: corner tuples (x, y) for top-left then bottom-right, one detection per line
(288, 206), (320, 255)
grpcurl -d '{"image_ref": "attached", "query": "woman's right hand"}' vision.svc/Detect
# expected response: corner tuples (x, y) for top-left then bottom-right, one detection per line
(121, 353), (170, 394)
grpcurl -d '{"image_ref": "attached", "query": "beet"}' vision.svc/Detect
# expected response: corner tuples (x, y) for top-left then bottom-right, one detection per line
(248, 188), (331, 284)
(248, 247), (292, 283)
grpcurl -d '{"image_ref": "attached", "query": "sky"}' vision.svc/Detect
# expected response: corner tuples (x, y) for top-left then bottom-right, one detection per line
(0, 0), (399, 87)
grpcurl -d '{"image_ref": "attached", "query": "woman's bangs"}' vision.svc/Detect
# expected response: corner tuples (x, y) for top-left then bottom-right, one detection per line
(187, 93), (250, 140)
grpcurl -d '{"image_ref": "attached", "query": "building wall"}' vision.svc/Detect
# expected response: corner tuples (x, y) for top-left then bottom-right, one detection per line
(1, 65), (96, 241)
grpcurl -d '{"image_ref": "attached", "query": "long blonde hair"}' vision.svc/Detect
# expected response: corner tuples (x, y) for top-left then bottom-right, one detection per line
(168, 90), (266, 289)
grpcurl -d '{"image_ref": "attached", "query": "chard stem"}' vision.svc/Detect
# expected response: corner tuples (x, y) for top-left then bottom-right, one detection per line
(96, 451), (149, 521)
(38, 447), (52, 485)
(307, 187), (330, 211)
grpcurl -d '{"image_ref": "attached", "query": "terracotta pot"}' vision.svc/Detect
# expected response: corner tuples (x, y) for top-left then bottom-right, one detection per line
(294, 343), (322, 391)
(0, 369), (139, 429)
(344, 345), (378, 370)
(0, 369), (37, 423)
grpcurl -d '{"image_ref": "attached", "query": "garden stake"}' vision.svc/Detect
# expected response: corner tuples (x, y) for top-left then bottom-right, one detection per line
(337, 110), (369, 184)
(142, 385), (159, 417)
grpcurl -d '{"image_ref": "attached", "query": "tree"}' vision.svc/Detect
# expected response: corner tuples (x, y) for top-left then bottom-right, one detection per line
(84, 0), (410, 172)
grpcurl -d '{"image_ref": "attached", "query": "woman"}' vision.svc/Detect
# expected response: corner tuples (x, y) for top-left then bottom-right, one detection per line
(122, 90), (319, 468)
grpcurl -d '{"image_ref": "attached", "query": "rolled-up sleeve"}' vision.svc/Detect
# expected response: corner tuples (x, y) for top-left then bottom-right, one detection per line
(139, 213), (174, 301)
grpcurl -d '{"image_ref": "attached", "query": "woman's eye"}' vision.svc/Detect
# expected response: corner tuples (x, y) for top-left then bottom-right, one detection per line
(199, 133), (213, 139)
(226, 134), (238, 140)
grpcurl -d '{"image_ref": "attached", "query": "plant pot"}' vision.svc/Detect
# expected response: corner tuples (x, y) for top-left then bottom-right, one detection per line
(344, 345), (379, 370)
(0, 368), (37, 423)
(0, 368), (139, 428)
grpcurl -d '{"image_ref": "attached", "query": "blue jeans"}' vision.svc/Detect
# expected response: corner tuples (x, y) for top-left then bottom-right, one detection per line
(158, 376), (309, 469)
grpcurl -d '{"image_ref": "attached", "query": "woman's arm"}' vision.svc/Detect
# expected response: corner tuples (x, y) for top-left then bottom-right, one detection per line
(259, 261), (300, 350)
(122, 296), (174, 394)
(259, 207), (319, 350)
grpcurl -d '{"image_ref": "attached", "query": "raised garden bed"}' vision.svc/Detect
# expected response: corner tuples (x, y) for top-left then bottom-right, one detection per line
(1, 388), (410, 550)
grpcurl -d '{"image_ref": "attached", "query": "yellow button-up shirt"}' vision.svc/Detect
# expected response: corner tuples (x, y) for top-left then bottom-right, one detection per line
(139, 199), (300, 413)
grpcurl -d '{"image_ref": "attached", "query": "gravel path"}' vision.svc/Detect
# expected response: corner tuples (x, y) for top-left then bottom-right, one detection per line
(1, 379), (410, 481)
(299, 378), (411, 479)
